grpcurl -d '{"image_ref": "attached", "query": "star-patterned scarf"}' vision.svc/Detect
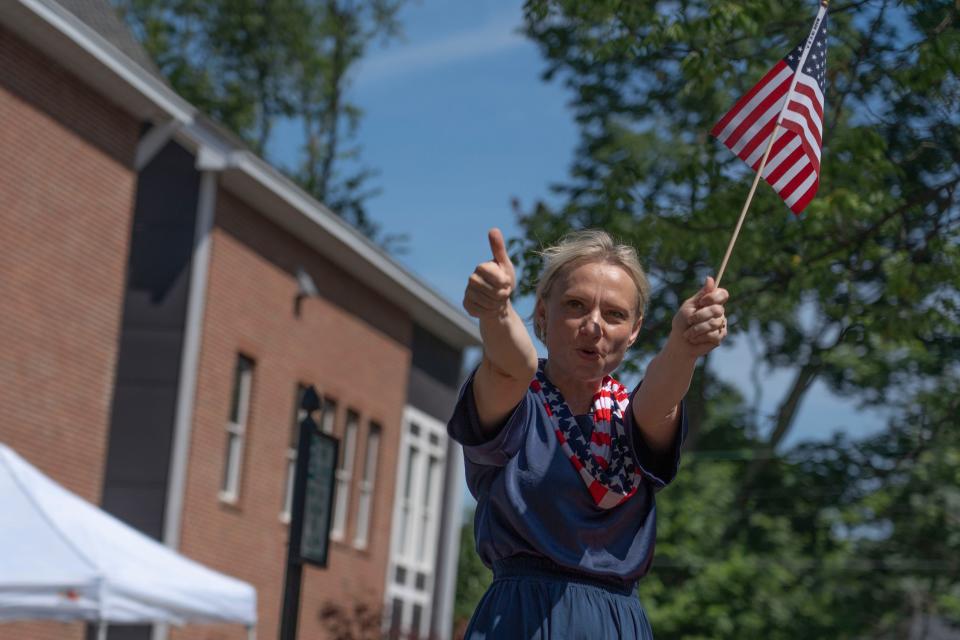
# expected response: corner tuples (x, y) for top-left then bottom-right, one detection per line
(530, 360), (643, 509)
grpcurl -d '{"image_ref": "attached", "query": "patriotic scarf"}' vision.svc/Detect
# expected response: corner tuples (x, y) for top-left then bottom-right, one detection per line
(530, 360), (643, 509)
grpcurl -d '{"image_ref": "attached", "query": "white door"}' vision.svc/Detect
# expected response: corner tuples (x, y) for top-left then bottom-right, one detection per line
(385, 405), (448, 638)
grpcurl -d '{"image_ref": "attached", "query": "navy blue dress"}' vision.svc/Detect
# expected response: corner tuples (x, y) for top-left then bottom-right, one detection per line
(448, 367), (687, 639)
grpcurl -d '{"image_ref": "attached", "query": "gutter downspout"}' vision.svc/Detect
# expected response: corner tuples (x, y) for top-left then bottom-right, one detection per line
(152, 152), (223, 640)
(162, 163), (218, 550)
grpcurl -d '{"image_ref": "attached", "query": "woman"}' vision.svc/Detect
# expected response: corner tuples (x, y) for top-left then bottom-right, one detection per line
(449, 228), (729, 639)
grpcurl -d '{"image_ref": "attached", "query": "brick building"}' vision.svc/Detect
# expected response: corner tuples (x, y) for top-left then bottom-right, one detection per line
(0, 1), (480, 639)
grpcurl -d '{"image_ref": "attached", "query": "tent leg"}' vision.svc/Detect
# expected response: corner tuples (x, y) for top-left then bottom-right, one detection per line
(247, 625), (256, 640)
(97, 622), (107, 640)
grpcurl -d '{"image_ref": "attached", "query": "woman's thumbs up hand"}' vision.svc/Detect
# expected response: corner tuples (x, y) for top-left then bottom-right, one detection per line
(463, 228), (516, 320)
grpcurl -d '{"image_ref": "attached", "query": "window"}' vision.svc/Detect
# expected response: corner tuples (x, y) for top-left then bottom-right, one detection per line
(330, 409), (359, 541)
(220, 354), (254, 503)
(418, 454), (441, 562)
(319, 396), (337, 435)
(397, 445), (418, 555)
(388, 598), (403, 640)
(353, 422), (381, 549)
(386, 406), (448, 639)
(281, 384), (309, 522)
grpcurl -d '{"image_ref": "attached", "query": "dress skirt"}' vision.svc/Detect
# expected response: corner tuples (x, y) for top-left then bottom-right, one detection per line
(463, 556), (655, 640)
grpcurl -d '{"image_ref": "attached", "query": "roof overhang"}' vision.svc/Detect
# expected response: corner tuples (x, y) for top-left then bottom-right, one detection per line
(218, 149), (480, 350)
(3, 0), (196, 125)
(8, 0), (481, 350)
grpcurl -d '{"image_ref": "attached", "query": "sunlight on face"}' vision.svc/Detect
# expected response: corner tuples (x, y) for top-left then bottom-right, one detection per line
(535, 260), (642, 383)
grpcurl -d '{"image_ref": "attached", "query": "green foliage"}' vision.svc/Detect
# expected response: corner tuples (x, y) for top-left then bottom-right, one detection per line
(453, 516), (492, 631)
(504, 0), (960, 636)
(516, 0), (959, 442)
(638, 375), (960, 639)
(113, 0), (407, 250)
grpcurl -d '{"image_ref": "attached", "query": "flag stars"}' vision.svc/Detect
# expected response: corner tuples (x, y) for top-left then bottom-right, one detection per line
(714, 16), (827, 215)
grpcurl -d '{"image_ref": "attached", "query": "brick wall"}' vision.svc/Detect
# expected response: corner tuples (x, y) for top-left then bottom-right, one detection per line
(0, 25), (139, 640)
(171, 190), (412, 640)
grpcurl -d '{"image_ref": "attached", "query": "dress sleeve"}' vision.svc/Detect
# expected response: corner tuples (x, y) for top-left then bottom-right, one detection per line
(624, 384), (688, 489)
(447, 367), (533, 467)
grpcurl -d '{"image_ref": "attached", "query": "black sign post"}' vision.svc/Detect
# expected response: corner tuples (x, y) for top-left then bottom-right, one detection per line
(279, 386), (339, 640)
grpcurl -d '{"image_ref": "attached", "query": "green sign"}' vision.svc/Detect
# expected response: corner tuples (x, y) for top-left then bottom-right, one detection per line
(300, 431), (338, 567)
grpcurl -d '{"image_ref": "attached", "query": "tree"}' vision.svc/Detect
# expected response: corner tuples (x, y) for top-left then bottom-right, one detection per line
(453, 514), (492, 637)
(113, 0), (407, 249)
(516, 0), (959, 487)
(510, 0), (959, 636)
(636, 375), (960, 639)
(820, 376), (960, 636)
(115, 0), (304, 152)
(291, 0), (407, 248)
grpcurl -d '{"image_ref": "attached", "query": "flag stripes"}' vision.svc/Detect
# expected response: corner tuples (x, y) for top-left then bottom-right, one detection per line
(711, 13), (829, 215)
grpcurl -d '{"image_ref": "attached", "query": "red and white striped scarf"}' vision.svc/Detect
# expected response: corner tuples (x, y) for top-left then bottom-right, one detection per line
(530, 361), (642, 509)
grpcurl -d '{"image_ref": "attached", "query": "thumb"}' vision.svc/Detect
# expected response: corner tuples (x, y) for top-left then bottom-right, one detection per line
(701, 276), (716, 294)
(488, 228), (512, 268)
(690, 276), (716, 307)
(686, 276), (717, 307)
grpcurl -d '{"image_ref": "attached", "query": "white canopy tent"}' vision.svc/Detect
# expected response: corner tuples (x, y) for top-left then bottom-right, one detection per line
(0, 443), (257, 639)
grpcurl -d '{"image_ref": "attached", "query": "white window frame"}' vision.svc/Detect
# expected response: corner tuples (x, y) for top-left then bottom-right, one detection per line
(280, 446), (297, 523)
(385, 406), (448, 639)
(280, 385), (309, 523)
(319, 397), (337, 435)
(219, 354), (254, 504)
(353, 421), (381, 549)
(330, 408), (359, 541)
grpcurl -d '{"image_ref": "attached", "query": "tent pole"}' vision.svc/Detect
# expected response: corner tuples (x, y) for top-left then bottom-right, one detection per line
(247, 625), (256, 640)
(97, 622), (107, 640)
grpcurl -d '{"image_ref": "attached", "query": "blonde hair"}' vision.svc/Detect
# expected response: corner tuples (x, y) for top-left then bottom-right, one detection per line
(533, 229), (650, 341)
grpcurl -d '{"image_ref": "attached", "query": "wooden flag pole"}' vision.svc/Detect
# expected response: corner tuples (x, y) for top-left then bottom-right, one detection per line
(714, 0), (829, 287)
(714, 123), (782, 287)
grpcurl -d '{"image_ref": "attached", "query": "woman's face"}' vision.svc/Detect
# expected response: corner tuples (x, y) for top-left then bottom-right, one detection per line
(535, 260), (642, 383)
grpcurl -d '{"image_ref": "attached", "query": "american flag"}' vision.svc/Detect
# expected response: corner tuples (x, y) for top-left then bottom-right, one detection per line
(711, 13), (829, 214)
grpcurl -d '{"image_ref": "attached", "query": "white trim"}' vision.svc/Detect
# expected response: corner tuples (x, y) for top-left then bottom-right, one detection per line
(162, 170), (217, 548)
(11, 0), (479, 350)
(150, 172), (218, 640)
(150, 170), (217, 640)
(280, 448), (296, 523)
(13, 0), (195, 124)
(218, 424), (245, 503)
(432, 438), (464, 639)
(220, 355), (254, 502)
(330, 411), (360, 541)
(223, 151), (480, 349)
(385, 406), (449, 638)
(281, 385), (309, 523)
(353, 423), (381, 549)
(319, 397), (337, 435)
(134, 119), (180, 171)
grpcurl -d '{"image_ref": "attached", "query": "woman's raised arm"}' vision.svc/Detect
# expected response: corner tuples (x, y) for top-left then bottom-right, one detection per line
(462, 228), (539, 437)
(632, 277), (729, 451)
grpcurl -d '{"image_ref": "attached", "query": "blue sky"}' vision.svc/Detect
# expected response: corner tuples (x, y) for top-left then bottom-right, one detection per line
(269, 0), (887, 475)
(269, 1), (571, 300)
